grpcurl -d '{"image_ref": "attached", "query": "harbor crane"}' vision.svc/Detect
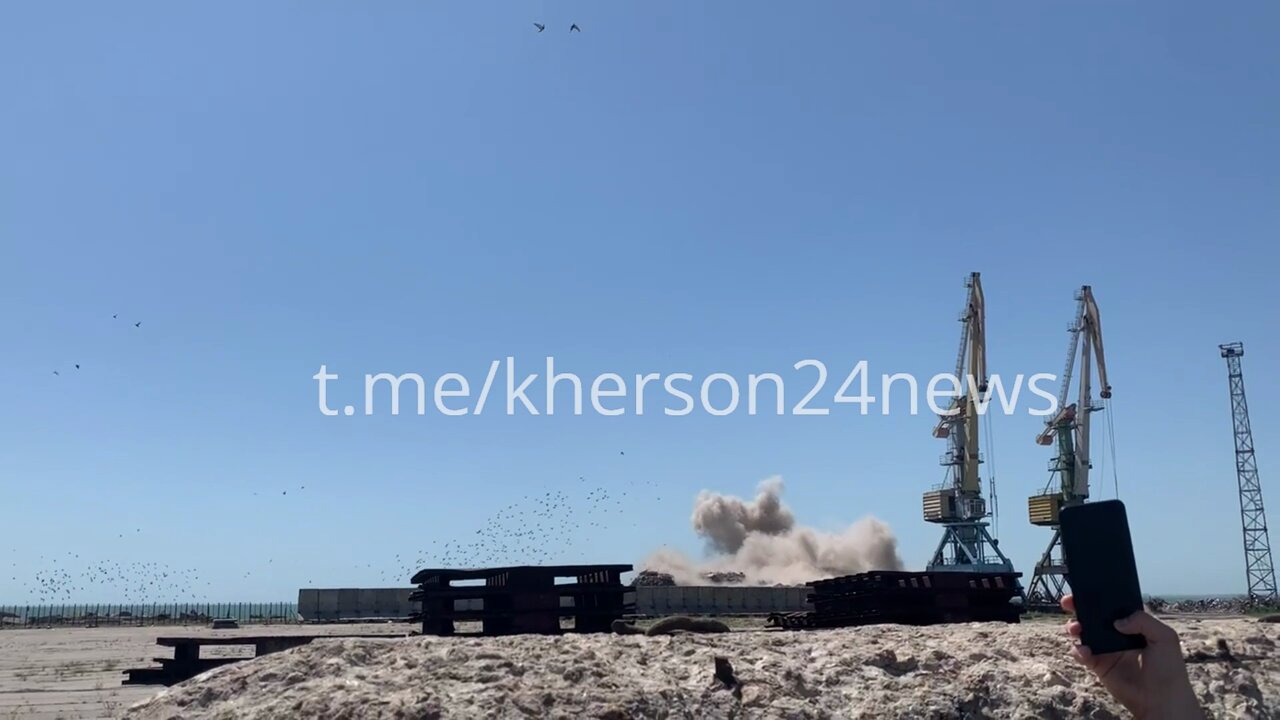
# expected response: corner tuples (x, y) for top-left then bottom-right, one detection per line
(922, 272), (1018, 578)
(1025, 286), (1112, 610)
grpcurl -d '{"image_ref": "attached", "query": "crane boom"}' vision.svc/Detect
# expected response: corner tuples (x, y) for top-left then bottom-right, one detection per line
(932, 273), (987, 478)
(1035, 287), (1111, 447)
(968, 275), (987, 394)
(1081, 287), (1111, 400)
(1069, 286), (1110, 499)
(931, 272), (986, 490)
(960, 274), (986, 494)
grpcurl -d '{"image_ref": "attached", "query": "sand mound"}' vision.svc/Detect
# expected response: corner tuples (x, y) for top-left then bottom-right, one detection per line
(125, 619), (1277, 719)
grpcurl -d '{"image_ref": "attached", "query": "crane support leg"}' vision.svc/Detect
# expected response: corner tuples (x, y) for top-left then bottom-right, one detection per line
(927, 521), (1022, 592)
(1026, 528), (1069, 611)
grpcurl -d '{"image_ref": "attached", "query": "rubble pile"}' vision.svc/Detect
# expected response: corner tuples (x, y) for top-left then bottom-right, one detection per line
(123, 618), (1280, 719)
(1147, 596), (1280, 615)
(702, 571), (747, 585)
(631, 570), (676, 587)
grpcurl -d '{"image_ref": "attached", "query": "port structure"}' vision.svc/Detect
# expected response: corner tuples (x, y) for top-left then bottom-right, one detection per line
(923, 272), (1018, 582)
(1219, 342), (1278, 603)
(1025, 286), (1112, 611)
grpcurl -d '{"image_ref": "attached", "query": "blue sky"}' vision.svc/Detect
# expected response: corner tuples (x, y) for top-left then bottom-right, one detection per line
(1, 1), (1277, 601)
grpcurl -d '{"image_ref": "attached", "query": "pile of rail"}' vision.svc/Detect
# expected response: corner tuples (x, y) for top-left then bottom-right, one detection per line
(769, 570), (1021, 630)
(122, 633), (400, 686)
(409, 564), (634, 636)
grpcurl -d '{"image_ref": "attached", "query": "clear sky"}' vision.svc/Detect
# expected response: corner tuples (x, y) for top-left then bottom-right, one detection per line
(2, 1), (1277, 602)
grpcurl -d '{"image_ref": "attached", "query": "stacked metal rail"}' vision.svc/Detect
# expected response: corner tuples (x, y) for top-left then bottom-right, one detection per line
(409, 564), (634, 636)
(123, 633), (398, 686)
(770, 570), (1021, 630)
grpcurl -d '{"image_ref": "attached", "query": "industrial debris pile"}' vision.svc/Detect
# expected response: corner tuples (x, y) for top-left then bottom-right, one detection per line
(1147, 596), (1280, 615)
(121, 617), (1280, 720)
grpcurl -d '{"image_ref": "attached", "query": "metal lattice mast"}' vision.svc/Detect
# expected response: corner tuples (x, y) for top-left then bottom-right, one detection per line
(1220, 342), (1278, 602)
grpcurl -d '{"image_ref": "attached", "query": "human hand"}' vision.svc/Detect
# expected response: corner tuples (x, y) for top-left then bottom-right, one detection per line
(1062, 594), (1204, 719)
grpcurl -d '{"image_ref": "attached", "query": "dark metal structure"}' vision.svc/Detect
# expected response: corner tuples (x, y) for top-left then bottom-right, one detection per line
(1220, 342), (1278, 602)
(123, 633), (399, 686)
(768, 570), (1021, 630)
(409, 564), (633, 636)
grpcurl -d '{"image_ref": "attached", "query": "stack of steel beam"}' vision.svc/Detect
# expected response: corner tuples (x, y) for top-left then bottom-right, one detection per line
(409, 564), (634, 636)
(769, 570), (1021, 630)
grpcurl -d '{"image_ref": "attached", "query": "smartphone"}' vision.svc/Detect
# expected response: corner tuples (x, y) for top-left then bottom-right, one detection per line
(1059, 499), (1146, 655)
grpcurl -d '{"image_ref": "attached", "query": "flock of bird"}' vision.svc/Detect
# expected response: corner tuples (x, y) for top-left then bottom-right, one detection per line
(533, 23), (581, 33)
(6, 480), (311, 604)
(24, 305), (668, 606)
(373, 467), (659, 586)
(6, 451), (662, 605)
(14, 552), (208, 605)
(51, 313), (141, 375)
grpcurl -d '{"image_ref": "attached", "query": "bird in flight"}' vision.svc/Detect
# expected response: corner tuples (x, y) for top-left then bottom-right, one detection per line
(533, 23), (545, 32)
(75, 364), (80, 370)
(134, 322), (141, 328)
(570, 24), (581, 32)
(112, 314), (118, 319)
(52, 370), (60, 376)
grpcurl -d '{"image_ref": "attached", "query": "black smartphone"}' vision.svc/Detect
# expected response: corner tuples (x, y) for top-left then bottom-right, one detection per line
(1059, 499), (1146, 655)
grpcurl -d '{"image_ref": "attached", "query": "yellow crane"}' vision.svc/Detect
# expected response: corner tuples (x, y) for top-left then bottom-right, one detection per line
(922, 272), (1018, 577)
(1025, 285), (1112, 610)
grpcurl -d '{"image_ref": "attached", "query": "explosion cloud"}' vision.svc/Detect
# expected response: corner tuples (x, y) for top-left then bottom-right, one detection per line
(643, 476), (904, 585)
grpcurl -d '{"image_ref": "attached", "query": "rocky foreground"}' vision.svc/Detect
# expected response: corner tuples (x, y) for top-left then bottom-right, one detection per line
(125, 618), (1277, 719)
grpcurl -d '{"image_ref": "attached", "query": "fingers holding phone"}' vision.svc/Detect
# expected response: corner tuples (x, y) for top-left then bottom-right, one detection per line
(1057, 499), (1205, 719)
(1062, 593), (1202, 719)
(1059, 500), (1146, 655)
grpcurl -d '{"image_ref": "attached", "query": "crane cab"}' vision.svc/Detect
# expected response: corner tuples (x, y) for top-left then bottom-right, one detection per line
(924, 488), (987, 522)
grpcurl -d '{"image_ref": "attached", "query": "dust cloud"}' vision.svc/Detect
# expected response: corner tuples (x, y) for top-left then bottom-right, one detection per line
(642, 477), (904, 586)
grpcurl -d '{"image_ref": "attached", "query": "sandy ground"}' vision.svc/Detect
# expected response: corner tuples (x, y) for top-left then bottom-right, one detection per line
(0, 623), (411, 720)
(108, 616), (1278, 720)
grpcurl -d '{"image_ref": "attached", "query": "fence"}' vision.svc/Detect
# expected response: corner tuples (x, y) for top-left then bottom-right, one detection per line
(2, 586), (818, 627)
(0, 602), (299, 629)
(295, 586), (813, 622)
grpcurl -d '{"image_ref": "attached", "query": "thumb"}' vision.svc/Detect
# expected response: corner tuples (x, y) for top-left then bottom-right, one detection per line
(1114, 610), (1176, 643)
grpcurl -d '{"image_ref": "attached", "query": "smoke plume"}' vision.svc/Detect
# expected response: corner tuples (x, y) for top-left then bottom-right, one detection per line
(643, 477), (904, 586)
